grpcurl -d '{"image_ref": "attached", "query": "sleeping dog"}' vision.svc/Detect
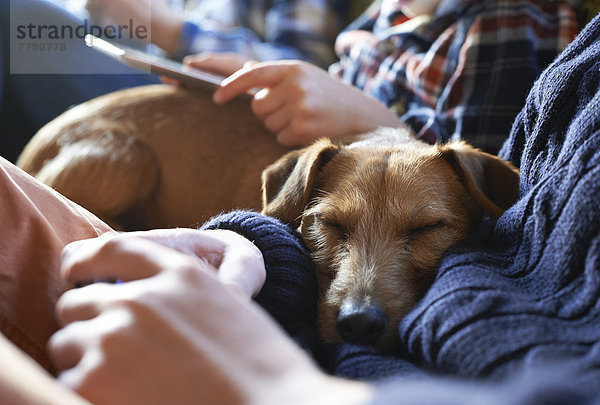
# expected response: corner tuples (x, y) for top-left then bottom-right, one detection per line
(261, 128), (519, 351)
(18, 86), (518, 351)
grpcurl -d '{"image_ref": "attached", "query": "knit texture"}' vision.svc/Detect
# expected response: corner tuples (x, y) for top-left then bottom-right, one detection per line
(203, 14), (600, 402)
(402, 10), (600, 381)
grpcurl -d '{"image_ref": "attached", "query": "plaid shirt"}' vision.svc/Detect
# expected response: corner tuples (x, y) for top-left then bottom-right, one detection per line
(332, 0), (578, 151)
(176, 0), (350, 67)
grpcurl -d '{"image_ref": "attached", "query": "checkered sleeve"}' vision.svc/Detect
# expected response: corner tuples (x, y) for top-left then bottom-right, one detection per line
(175, 0), (348, 67)
(336, 0), (578, 152)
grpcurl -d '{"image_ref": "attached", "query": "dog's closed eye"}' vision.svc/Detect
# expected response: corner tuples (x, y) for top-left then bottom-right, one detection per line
(319, 216), (349, 242)
(407, 221), (446, 241)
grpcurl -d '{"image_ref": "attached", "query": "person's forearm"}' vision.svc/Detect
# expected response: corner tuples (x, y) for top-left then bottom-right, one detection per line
(0, 334), (90, 405)
(150, 11), (184, 55)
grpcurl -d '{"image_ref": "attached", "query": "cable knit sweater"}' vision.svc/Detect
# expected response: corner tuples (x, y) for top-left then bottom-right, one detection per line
(202, 12), (600, 404)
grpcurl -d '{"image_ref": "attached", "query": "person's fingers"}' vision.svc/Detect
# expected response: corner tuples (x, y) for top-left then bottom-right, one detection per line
(251, 86), (287, 120)
(213, 63), (290, 104)
(125, 230), (265, 286)
(47, 323), (89, 371)
(184, 53), (228, 71)
(62, 229), (265, 299)
(334, 31), (353, 56)
(184, 52), (252, 76)
(54, 283), (115, 326)
(184, 54), (211, 68)
(217, 239), (265, 298)
(276, 127), (305, 148)
(140, 228), (265, 298)
(51, 311), (131, 394)
(160, 75), (185, 87)
(243, 60), (259, 69)
(122, 229), (226, 266)
(263, 106), (292, 135)
(61, 235), (182, 285)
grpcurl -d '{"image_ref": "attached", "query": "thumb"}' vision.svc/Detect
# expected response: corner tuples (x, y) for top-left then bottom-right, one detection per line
(217, 241), (265, 299)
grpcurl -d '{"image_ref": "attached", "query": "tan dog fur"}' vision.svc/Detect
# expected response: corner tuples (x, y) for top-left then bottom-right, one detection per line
(17, 84), (288, 230)
(262, 128), (519, 351)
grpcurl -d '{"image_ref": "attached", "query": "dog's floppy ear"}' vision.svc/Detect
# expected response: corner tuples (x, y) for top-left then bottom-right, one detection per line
(262, 138), (339, 227)
(441, 141), (520, 220)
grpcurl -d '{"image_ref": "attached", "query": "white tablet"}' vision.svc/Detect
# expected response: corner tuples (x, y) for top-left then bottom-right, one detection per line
(85, 35), (225, 92)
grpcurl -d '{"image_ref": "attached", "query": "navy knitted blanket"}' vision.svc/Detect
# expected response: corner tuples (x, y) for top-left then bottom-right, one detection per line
(203, 13), (600, 404)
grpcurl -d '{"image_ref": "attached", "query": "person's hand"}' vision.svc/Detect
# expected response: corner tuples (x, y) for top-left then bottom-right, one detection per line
(86, 0), (183, 54)
(212, 60), (404, 147)
(60, 229), (266, 298)
(161, 51), (251, 87)
(184, 52), (253, 77)
(48, 232), (372, 405)
(161, 52), (253, 87)
(335, 30), (378, 59)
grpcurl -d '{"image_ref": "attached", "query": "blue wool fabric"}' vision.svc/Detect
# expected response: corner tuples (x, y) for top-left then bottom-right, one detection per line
(400, 11), (600, 383)
(200, 210), (319, 351)
(203, 13), (600, 404)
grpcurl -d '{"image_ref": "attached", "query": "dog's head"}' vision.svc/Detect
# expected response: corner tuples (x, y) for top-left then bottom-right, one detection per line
(261, 128), (519, 351)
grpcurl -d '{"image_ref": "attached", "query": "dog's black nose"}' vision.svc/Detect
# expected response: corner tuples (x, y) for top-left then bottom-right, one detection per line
(336, 303), (387, 345)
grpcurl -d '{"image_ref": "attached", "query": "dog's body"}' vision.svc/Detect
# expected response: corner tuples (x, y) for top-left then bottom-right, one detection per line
(262, 128), (519, 351)
(18, 84), (288, 230)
